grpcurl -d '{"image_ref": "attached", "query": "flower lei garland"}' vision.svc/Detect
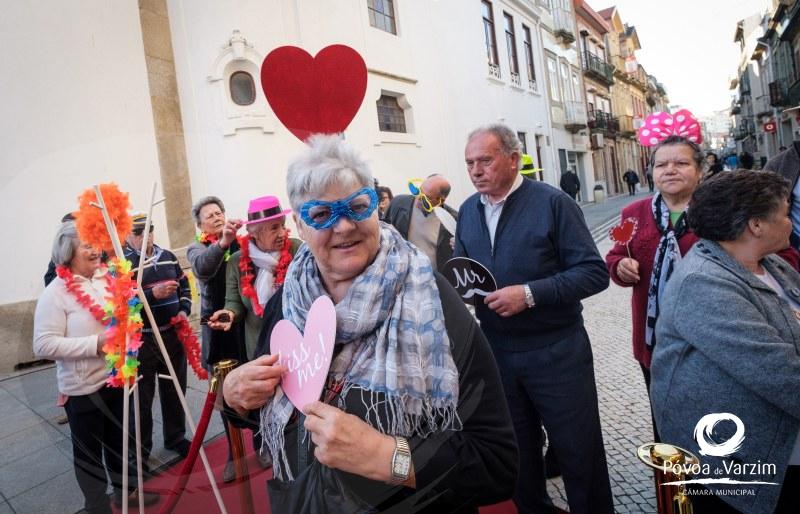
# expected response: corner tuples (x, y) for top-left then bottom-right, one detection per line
(56, 259), (143, 387)
(103, 258), (144, 387)
(75, 183), (132, 254)
(196, 232), (231, 262)
(170, 315), (208, 380)
(237, 230), (292, 317)
(56, 265), (110, 323)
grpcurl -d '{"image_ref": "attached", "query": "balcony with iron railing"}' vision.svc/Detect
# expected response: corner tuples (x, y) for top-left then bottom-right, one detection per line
(488, 62), (501, 80)
(788, 80), (800, 108)
(618, 114), (635, 136)
(752, 94), (771, 116)
(564, 100), (587, 132)
(588, 111), (619, 135)
(770, 80), (787, 106)
(581, 51), (614, 86)
(731, 99), (741, 115)
(732, 119), (754, 140)
(552, 6), (576, 44)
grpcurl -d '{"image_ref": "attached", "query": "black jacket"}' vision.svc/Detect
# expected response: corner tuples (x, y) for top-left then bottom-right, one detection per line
(229, 274), (518, 513)
(623, 170), (639, 185)
(385, 195), (459, 271)
(559, 171), (580, 195)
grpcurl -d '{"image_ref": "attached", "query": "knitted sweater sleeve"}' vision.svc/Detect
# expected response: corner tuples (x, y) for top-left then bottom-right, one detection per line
(529, 194), (610, 305)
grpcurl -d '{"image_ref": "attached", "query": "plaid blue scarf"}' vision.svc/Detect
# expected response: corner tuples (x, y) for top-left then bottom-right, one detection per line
(260, 224), (461, 480)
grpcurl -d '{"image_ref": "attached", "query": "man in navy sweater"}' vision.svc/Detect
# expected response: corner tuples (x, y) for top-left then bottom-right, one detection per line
(125, 214), (192, 467)
(455, 124), (613, 514)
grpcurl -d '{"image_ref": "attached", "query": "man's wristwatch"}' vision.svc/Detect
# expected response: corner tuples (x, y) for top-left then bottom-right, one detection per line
(523, 284), (535, 308)
(390, 436), (412, 484)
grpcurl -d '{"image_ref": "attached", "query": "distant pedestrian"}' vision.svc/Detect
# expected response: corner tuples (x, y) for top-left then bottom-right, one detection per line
(739, 151), (755, 170)
(645, 171), (654, 192)
(376, 185), (393, 220)
(706, 152), (723, 176)
(623, 169), (639, 195)
(559, 168), (581, 200)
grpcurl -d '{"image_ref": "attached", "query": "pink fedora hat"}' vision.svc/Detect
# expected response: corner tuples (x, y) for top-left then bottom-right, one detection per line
(244, 195), (292, 225)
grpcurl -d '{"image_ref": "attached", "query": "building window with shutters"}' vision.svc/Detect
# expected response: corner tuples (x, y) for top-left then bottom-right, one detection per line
(368, 0), (397, 35)
(482, 1), (500, 78)
(504, 13), (519, 84)
(523, 24), (537, 91)
(229, 71), (256, 106)
(377, 94), (407, 133)
(517, 131), (528, 154)
(547, 54), (560, 103)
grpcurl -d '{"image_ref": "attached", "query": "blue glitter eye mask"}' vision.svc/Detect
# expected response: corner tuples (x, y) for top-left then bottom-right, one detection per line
(299, 187), (379, 230)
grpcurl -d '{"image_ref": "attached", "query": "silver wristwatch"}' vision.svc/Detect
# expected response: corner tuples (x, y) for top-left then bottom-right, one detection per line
(390, 436), (412, 483)
(523, 284), (535, 308)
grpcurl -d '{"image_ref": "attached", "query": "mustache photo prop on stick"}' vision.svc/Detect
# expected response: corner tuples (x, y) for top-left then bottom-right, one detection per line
(442, 257), (497, 306)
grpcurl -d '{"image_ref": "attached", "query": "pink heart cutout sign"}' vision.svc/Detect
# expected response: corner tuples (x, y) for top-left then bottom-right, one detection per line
(270, 296), (336, 410)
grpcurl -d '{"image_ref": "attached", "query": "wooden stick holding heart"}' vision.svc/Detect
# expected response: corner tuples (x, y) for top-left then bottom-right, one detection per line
(609, 217), (638, 259)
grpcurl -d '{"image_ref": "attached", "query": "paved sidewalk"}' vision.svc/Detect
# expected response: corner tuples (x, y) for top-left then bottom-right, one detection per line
(0, 369), (223, 514)
(580, 189), (652, 240)
(0, 192), (655, 513)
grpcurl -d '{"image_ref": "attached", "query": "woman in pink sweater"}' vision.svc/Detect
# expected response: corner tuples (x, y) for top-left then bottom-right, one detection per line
(605, 135), (702, 431)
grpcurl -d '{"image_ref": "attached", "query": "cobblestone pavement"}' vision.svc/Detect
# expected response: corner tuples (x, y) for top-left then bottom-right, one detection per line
(545, 235), (657, 513)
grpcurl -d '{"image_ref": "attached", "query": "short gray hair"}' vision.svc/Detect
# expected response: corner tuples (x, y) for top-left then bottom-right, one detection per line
(51, 221), (79, 266)
(467, 123), (522, 170)
(191, 196), (225, 225)
(286, 135), (373, 211)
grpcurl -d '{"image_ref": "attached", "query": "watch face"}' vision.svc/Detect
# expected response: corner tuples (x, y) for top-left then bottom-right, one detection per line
(394, 453), (411, 476)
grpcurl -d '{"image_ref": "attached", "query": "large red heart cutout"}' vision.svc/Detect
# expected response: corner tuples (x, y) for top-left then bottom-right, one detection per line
(609, 217), (638, 246)
(261, 45), (367, 142)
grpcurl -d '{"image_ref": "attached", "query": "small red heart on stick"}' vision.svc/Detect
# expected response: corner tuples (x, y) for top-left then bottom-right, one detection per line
(609, 217), (638, 246)
(261, 45), (367, 142)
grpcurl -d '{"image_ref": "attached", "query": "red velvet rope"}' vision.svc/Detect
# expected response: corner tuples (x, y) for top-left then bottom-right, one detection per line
(157, 391), (218, 514)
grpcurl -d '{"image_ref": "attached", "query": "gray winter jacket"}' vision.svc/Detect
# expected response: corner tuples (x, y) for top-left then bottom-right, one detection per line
(651, 239), (800, 513)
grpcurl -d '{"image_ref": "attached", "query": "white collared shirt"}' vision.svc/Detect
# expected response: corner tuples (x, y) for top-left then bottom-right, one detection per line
(479, 173), (524, 248)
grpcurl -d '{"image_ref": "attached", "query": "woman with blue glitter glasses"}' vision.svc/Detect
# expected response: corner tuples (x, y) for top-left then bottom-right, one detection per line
(223, 134), (517, 512)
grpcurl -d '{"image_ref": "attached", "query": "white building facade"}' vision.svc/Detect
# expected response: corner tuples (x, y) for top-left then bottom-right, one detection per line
(2, 0), (597, 370)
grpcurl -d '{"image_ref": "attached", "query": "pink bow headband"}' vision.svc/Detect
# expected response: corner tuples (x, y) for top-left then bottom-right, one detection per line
(636, 109), (703, 147)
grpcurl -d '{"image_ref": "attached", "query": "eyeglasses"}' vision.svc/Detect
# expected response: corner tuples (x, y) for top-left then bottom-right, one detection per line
(299, 187), (378, 230)
(132, 226), (154, 236)
(407, 179), (442, 213)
